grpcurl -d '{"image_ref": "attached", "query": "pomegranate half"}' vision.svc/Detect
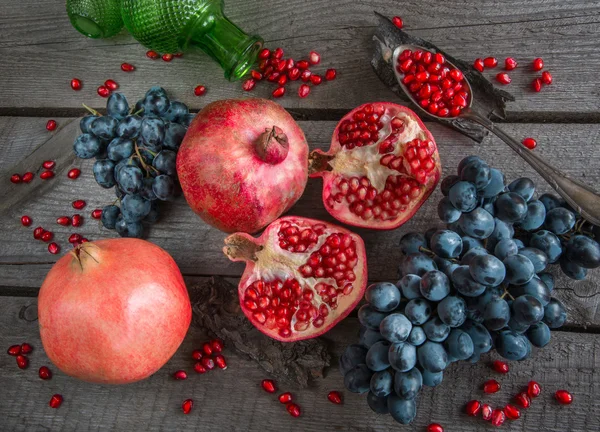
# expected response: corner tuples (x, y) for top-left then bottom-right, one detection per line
(310, 102), (441, 229)
(224, 216), (367, 341)
(38, 239), (191, 384)
(177, 98), (309, 234)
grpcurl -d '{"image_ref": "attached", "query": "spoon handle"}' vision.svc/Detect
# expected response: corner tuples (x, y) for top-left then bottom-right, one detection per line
(461, 108), (600, 226)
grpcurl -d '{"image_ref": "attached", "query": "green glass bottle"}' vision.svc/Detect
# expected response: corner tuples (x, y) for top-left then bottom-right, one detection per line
(66, 0), (263, 81)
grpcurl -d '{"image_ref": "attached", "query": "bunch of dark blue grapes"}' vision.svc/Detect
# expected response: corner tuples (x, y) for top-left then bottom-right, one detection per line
(73, 87), (194, 238)
(338, 155), (598, 425)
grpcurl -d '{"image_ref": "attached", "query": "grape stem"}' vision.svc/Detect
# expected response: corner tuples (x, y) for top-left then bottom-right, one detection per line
(82, 103), (101, 117)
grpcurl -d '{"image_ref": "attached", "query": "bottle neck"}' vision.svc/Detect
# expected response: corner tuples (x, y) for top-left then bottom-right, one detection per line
(188, 12), (262, 81)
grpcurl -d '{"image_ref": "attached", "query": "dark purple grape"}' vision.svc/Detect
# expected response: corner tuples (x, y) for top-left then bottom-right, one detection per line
(430, 230), (463, 258)
(483, 297), (510, 331)
(366, 341), (391, 371)
(437, 296), (467, 327)
(420, 368), (444, 387)
(407, 326), (427, 346)
(365, 282), (401, 312)
(503, 254), (535, 285)
(164, 101), (189, 123)
(512, 295), (544, 325)
(544, 298), (567, 328)
(529, 230), (562, 263)
(545, 207), (576, 235)
(438, 197), (462, 223)
(519, 247), (548, 273)
(73, 133), (101, 159)
(115, 215), (144, 238)
(404, 299), (431, 325)
(420, 270), (450, 301)
(494, 239), (519, 260)
(507, 177), (535, 201)
(121, 194), (151, 222)
(80, 115), (98, 133)
(559, 256), (587, 280)
(509, 277), (551, 306)
(565, 235), (600, 269)
(441, 175), (460, 196)
(90, 116), (118, 140)
(117, 115), (142, 139)
(370, 370), (393, 397)
(106, 92), (129, 120)
(526, 322), (551, 347)
(495, 192), (528, 223)
(380, 314), (412, 343)
(480, 168), (505, 198)
(101, 205), (120, 229)
(344, 364), (373, 394)
(469, 254), (506, 287)
(387, 394), (417, 425)
(388, 342), (417, 372)
(397, 274), (422, 299)
(393, 368), (422, 399)
(460, 159), (491, 190)
(358, 305), (388, 330)
(448, 181), (478, 212)
(423, 316), (450, 342)
(367, 392), (389, 414)
(399, 232), (427, 255)
(107, 137), (134, 162)
(457, 156), (484, 175)
(359, 327), (386, 349)
(495, 330), (531, 361)
(460, 320), (493, 356)
(93, 159), (116, 188)
(539, 193), (564, 212)
(519, 200), (546, 231)
(400, 253), (438, 276)
(417, 341), (448, 373)
(452, 265), (486, 297)
(461, 246), (488, 266)
(443, 328), (474, 361)
(339, 344), (368, 375)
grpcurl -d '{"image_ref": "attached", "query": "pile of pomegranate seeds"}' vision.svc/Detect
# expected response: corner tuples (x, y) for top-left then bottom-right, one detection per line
(98, 79), (121, 98)
(46, 120), (57, 131)
(242, 47), (336, 99)
(188, 338), (227, 375)
(473, 55), (553, 92)
(396, 48), (471, 117)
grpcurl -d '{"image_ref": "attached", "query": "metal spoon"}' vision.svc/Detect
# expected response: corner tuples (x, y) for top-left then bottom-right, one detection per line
(392, 44), (600, 226)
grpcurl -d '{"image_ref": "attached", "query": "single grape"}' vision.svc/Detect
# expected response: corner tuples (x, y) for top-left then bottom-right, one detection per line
(460, 159), (491, 190)
(404, 299), (432, 325)
(519, 247), (548, 273)
(360, 327), (386, 348)
(379, 314), (412, 343)
(559, 256), (587, 280)
(93, 159), (116, 188)
(437, 296), (467, 327)
(339, 344), (368, 375)
(417, 341), (448, 373)
(539, 193), (564, 212)
(440, 175), (460, 196)
(143, 91), (171, 117)
(460, 320), (493, 355)
(370, 369), (393, 397)
(483, 297), (510, 331)
(457, 155), (484, 175)
(117, 165), (144, 195)
(509, 277), (551, 306)
(397, 274), (422, 299)
(443, 329), (474, 361)
(387, 394), (417, 425)
(448, 181), (478, 212)
(495, 330), (531, 361)
(115, 215), (144, 238)
(529, 230), (562, 263)
(407, 326), (427, 346)
(451, 265), (487, 297)
(107, 137), (134, 162)
(519, 200), (546, 231)
(163, 122), (187, 151)
(117, 115), (142, 139)
(526, 322), (551, 347)
(365, 282), (401, 312)
(458, 208), (495, 239)
(366, 341), (391, 371)
(101, 205), (120, 229)
(400, 253), (438, 277)
(512, 295), (544, 325)
(90, 116), (118, 141)
(153, 150), (177, 176)
(140, 178), (158, 201)
(494, 239), (519, 260)
(358, 305), (388, 330)
(152, 174), (175, 200)
(469, 254), (506, 287)
(430, 230), (463, 258)
(73, 133), (101, 159)
(538, 272), (554, 292)
(80, 115), (98, 133)
(388, 342), (417, 372)
(507, 177), (535, 201)
(420, 368), (444, 387)
(423, 316), (451, 342)
(164, 101), (189, 123)
(140, 117), (166, 148)
(393, 368), (422, 400)
(420, 270), (450, 301)
(495, 192), (528, 223)
(366, 392), (389, 414)
(121, 194), (151, 222)
(544, 207), (576, 235)
(106, 93), (129, 120)
(399, 232), (427, 255)
(543, 298), (567, 328)
(146, 86), (167, 97)
(461, 246), (488, 266)
(503, 254), (535, 285)
(565, 235), (600, 269)
(344, 364), (373, 394)
(481, 168), (505, 198)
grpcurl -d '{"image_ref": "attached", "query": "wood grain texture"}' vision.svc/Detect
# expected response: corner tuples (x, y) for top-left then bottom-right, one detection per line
(0, 0), (600, 117)
(0, 295), (598, 432)
(1, 117), (600, 328)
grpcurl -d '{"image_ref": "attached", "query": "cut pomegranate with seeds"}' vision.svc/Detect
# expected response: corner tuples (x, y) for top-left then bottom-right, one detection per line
(492, 360), (509, 374)
(532, 78), (542, 92)
(427, 424), (444, 432)
(39, 366), (52, 380)
(72, 200), (86, 210)
(491, 408), (505, 426)
(22, 172), (34, 183)
(33, 226), (44, 240)
(42, 160), (56, 170)
(162, 53), (173, 62)
(49, 394), (63, 409)
(104, 79), (119, 91)
(173, 370), (188, 380)
(286, 403), (301, 417)
(279, 392), (293, 403)
(308, 51), (321, 65)
(182, 399), (193, 414)
(41, 231), (53, 242)
(272, 87), (285, 98)
(210, 339), (223, 353)
(69, 233), (82, 244)
(504, 404), (520, 420)
(532, 57), (544, 71)
(261, 379), (276, 393)
(496, 73), (511, 85)
(214, 354), (227, 369)
(224, 217), (367, 341)
(481, 404), (493, 421)
(21, 215), (32, 227)
(67, 168), (81, 179)
(325, 69), (337, 81)
(473, 58), (484, 72)
(522, 137), (537, 150)
(10, 174), (21, 184)
(193, 362), (207, 374)
(483, 57), (498, 68)
(46, 120), (57, 131)
(70, 78), (82, 90)
(201, 357), (215, 370)
(48, 242), (60, 254)
(91, 209), (102, 219)
(121, 63), (135, 72)
(72, 214), (83, 227)
(309, 102), (441, 229)
(327, 390), (342, 404)
(555, 389), (573, 405)
(242, 79), (256, 91)
(16, 355), (29, 369)
(56, 216), (71, 226)
(21, 343), (32, 354)
(202, 342), (213, 356)
(542, 71), (553, 85)
(514, 392), (531, 409)
(40, 170), (55, 180)
(146, 50), (160, 59)
(310, 75), (323, 85)
(194, 85), (207, 96)
(97, 85), (110, 97)
(483, 379), (501, 393)
(192, 349), (203, 360)
(392, 16), (404, 29)
(465, 400), (481, 416)
(528, 381), (541, 398)
(298, 84), (310, 98)
(7, 345), (21, 356)
(504, 57), (518, 71)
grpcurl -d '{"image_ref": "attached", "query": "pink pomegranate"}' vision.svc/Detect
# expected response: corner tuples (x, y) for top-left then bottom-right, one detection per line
(38, 239), (191, 384)
(177, 99), (309, 234)
(310, 102), (441, 229)
(224, 216), (367, 341)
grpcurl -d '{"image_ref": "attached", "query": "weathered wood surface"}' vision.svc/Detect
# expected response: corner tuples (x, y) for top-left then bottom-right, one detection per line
(0, 295), (598, 432)
(1, 1), (600, 118)
(1, 117), (600, 328)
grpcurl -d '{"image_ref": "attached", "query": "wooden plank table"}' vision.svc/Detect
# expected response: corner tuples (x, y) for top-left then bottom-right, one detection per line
(1, 0), (600, 430)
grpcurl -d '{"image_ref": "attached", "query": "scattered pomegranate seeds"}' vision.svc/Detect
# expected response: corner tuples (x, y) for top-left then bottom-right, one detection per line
(325, 68), (337, 81)
(192, 349), (203, 361)
(214, 354), (227, 369)
(7, 345), (21, 356)
(279, 392), (293, 403)
(541, 71), (553, 85)
(555, 390), (573, 405)
(146, 50), (160, 59)
(481, 403), (493, 421)
(10, 174), (21, 184)
(242, 79), (256, 91)
(182, 399), (193, 414)
(41, 231), (53, 242)
(522, 137), (537, 150)
(97, 85), (110, 97)
(483, 57), (498, 68)
(210, 339), (223, 353)
(194, 85), (207, 96)
(504, 57), (518, 71)
(327, 390), (342, 405)
(67, 168), (81, 179)
(49, 394), (63, 409)
(201, 357), (215, 370)
(272, 87), (285, 98)
(40, 170), (55, 180)
(532, 78), (542, 92)
(514, 392), (531, 409)
(492, 360), (509, 374)
(483, 379), (501, 394)
(91, 209), (103, 219)
(72, 214), (83, 227)
(42, 160), (56, 170)
(70, 78), (82, 90)
(56, 216), (71, 226)
(286, 403), (301, 417)
(504, 404), (521, 420)
(491, 408), (506, 426)
(193, 362), (207, 374)
(16, 355), (29, 369)
(173, 370), (188, 380)
(105, 79), (119, 91)
(48, 242), (60, 254)
(22, 172), (34, 183)
(427, 424), (444, 432)
(465, 400), (481, 416)
(392, 16), (404, 29)
(162, 53), (173, 62)
(46, 120), (57, 131)
(21, 215), (32, 227)
(121, 62), (135, 72)
(33, 226), (44, 240)
(68, 233), (82, 244)
(473, 58), (484, 72)
(496, 73), (511, 84)
(21, 343), (32, 354)
(39, 366), (52, 380)
(72, 200), (86, 210)
(261, 379), (277, 393)
(532, 57), (544, 71)
(527, 381), (541, 398)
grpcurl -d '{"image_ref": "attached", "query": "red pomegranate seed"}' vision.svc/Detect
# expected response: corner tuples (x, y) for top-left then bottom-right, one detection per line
(242, 79), (256, 91)
(491, 408), (505, 426)
(496, 73), (511, 84)
(542, 71), (553, 85)
(48, 242), (60, 254)
(279, 392), (293, 403)
(308, 51), (321, 65)
(202, 342), (213, 356)
(532, 57), (544, 71)
(21, 343), (32, 354)
(522, 137), (537, 150)
(427, 424), (444, 432)
(182, 399), (193, 414)
(7, 345), (21, 356)
(527, 381), (541, 398)
(72, 214), (83, 227)
(288, 68), (300, 81)
(327, 390), (342, 404)
(72, 200), (86, 210)
(214, 354), (227, 369)
(68, 233), (82, 244)
(46, 120), (57, 131)
(80, 238), (89, 243)
(297, 60), (309, 70)
(193, 362), (207, 374)
(16, 355), (29, 369)
(493, 360), (509, 374)
(555, 390), (573, 405)
(67, 168), (81, 179)
(33, 226), (44, 240)
(514, 392), (531, 408)
(70, 78), (82, 90)
(261, 379), (276, 393)
(465, 400), (481, 416)
(162, 53), (173, 62)
(532, 78), (542, 92)
(250, 70), (263, 81)
(42, 160), (56, 170)
(210, 339), (223, 353)
(300, 70), (312, 82)
(483, 57), (498, 68)
(201, 357), (215, 370)
(504, 57), (518, 70)
(22, 172), (34, 183)
(41, 231), (53, 242)
(49, 394), (63, 409)
(194, 85), (206, 96)
(310, 75), (323, 85)
(272, 48), (284, 59)
(192, 349), (203, 361)
(97, 85), (110, 97)
(56, 216), (71, 226)
(504, 404), (520, 420)
(258, 48), (270, 59)
(278, 75), (288, 86)
(473, 58), (484, 72)
(146, 50), (160, 59)
(298, 84), (310, 98)
(173, 370), (187, 380)
(10, 174), (21, 184)
(121, 63), (135, 72)
(286, 403), (301, 417)
(40, 170), (54, 180)
(483, 379), (501, 394)
(272, 87), (285, 98)
(39, 366), (52, 380)
(392, 16), (404, 29)
(21, 215), (32, 227)
(325, 68), (337, 81)
(481, 404), (493, 421)
(91, 209), (102, 219)
(104, 79), (119, 91)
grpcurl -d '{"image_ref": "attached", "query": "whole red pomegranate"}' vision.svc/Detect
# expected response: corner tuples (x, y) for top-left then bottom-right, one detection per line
(310, 102), (441, 229)
(177, 99), (309, 234)
(224, 216), (367, 341)
(38, 239), (191, 384)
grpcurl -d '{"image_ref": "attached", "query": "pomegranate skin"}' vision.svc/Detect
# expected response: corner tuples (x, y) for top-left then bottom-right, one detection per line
(38, 239), (191, 384)
(177, 99), (309, 234)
